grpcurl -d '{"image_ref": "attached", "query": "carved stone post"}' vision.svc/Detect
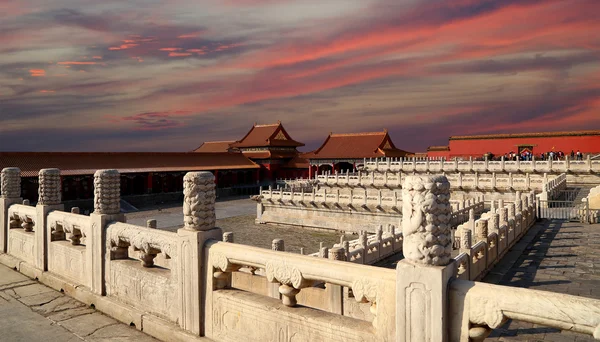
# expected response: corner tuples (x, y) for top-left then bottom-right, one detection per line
(327, 247), (346, 314)
(489, 213), (499, 234)
(476, 219), (488, 242)
(397, 175), (456, 342)
(272, 239), (284, 251)
(37, 169), (64, 271)
(460, 229), (472, 254)
(89, 170), (125, 296)
(1, 168), (22, 253)
(177, 171), (222, 335)
(223, 232), (234, 243)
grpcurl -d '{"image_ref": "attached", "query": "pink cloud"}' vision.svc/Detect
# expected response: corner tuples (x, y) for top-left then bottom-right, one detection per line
(169, 52), (192, 57)
(29, 69), (45, 77)
(57, 61), (99, 65)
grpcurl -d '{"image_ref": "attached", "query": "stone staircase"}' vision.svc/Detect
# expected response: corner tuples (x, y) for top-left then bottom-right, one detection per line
(566, 184), (595, 221)
(571, 184), (595, 203)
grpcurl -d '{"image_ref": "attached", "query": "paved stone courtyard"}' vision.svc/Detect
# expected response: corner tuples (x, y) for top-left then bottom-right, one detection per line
(484, 220), (600, 341)
(0, 264), (157, 342)
(126, 198), (353, 254)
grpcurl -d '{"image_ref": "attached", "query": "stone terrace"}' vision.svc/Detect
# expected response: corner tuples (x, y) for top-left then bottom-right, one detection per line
(0, 264), (157, 341)
(485, 220), (600, 341)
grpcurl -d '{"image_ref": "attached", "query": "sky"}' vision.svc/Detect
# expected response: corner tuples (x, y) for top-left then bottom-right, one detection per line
(1, 0), (599, 153)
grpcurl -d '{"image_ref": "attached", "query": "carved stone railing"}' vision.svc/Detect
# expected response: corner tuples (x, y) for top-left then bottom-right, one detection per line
(259, 187), (401, 211)
(105, 222), (180, 322)
(450, 280), (600, 341)
(6, 204), (38, 265)
(453, 192), (536, 281)
(361, 156), (599, 174)
(1, 167), (599, 342)
(450, 198), (485, 228)
(314, 170), (553, 192)
(205, 240), (397, 340)
(308, 225), (403, 265)
(46, 210), (92, 285)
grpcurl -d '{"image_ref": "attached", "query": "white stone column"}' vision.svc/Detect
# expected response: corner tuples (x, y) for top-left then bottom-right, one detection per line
(0, 168), (22, 253)
(176, 171), (222, 335)
(327, 247), (345, 314)
(476, 219), (488, 242)
(37, 168), (64, 271)
(89, 169), (125, 296)
(397, 175), (456, 342)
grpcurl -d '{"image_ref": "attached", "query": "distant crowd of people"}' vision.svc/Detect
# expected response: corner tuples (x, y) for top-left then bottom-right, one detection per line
(483, 150), (585, 161)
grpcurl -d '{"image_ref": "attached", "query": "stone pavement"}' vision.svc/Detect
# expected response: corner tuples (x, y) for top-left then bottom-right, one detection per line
(126, 198), (351, 255)
(125, 197), (256, 228)
(0, 264), (157, 342)
(484, 220), (600, 341)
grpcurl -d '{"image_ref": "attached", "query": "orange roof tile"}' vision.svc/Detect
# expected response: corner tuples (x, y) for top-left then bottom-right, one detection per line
(192, 141), (236, 152)
(449, 130), (600, 141)
(304, 130), (411, 159)
(230, 122), (304, 148)
(0, 152), (258, 177)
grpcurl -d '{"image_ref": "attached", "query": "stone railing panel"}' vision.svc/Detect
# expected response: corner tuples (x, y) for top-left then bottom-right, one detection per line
(105, 222), (179, 322)
(205, 241), (396, 341)
(47, 211), (92, 286)
(6, 204), (37, 264)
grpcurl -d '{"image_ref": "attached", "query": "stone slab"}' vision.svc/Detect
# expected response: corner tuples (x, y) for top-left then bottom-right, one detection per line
(484, 220), (600, 341)
(17, 290), (63, 306)
(0, 264), (158, 342)
(47, 306), (97, 322)
(87, 322), (158, 342)
(60, 312), (123, 337)
(31, 295), (85, 315)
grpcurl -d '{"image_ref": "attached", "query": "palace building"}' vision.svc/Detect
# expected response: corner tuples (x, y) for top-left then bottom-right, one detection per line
(427, 130), (600, 159)
(196, 121), (309, 181)
(0, 152), (259, 205)
(302, 129), (412, 177)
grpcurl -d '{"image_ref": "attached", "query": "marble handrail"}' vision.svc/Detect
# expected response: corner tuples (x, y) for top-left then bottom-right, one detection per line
(47, 211), (91, 238)
(450, 280), (600, 340)
(361, 156), (599, 174)
(106, 222), (178, 263)
(209, 240), (396, 288)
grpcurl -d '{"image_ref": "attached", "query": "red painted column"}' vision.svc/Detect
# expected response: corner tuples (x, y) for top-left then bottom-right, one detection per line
(147, 173), (153, 194)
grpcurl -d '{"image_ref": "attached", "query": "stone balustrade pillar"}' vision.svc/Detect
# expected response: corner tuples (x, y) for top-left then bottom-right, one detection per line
(476, 220), (488, 242)
(499, 207), (508, 227)
(35, 169), (65, 271)
(223, 232), (234, 242)
(489, 213), (499, 234)
(177, 171), (223, 334)
(460, 229), (472, 254)
(397, 175), (455, 341)
(508, 203), (516, 219)
(89, 170), (125, 296)
(329, 247), (346, 261)
(1, 168), (22, 254)
(272, 239), (285, 251)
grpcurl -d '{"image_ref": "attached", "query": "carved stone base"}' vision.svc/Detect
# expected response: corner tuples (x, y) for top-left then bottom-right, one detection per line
(396, 259), (456, 342)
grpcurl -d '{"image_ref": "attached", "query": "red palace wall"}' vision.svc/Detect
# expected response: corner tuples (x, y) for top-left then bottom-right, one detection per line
(447, 135), (600, 159)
